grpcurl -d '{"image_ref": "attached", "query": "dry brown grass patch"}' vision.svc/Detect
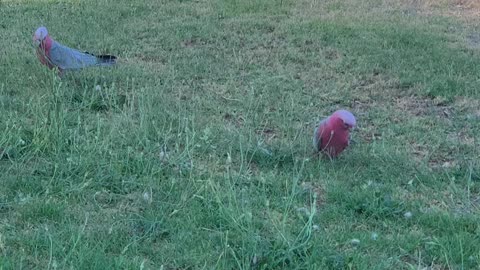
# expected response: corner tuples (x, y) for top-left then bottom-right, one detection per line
(301, 181), (326, 208)
(447, 128), (476, 146)
(294, 0), (480, 22)
(420, 0), (480, 9)
(394, 96), (453, 118)
(408, 0), (480, 19)
(223, 112), (245, 128)
(255, 127), (278, 143)
(454, 97), (480, 119)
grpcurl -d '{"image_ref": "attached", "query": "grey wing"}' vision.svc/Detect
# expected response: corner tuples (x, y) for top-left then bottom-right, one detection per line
(313, 119), (326, 151)
(49, 41), (98, 70)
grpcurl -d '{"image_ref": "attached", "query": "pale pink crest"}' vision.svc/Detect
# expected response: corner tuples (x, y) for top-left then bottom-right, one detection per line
(332, 109), (356, 127)
(34, 26), (48, 42)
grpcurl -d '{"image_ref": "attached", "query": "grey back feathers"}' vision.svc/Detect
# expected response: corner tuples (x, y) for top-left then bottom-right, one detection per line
(49, 41), (116, 70)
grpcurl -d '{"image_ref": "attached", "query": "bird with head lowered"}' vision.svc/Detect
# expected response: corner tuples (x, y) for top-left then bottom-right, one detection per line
(313, 109), (356, 158)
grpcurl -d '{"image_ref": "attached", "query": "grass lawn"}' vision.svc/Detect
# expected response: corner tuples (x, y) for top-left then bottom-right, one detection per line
(1, 0), (480, 268)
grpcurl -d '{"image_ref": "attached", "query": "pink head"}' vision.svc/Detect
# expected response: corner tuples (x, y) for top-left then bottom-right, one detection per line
(330, 109), (356, 130)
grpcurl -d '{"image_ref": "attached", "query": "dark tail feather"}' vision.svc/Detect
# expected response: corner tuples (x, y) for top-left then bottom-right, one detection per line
(96, 54), (117, 65)
(84, 51), (117, 66)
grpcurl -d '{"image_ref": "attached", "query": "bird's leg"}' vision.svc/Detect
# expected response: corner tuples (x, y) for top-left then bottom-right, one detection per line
(311, 151), (321, 158)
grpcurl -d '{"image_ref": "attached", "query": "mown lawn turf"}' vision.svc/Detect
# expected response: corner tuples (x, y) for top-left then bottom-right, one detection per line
(1, 0), (479, 268)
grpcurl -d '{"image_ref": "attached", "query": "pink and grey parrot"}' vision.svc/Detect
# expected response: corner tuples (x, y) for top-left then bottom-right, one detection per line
(313, 109), (356, 158)
(33, 26), (116, 74)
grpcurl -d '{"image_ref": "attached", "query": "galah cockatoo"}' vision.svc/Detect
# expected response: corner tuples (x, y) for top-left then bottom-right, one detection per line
(33, 26), (116, 75)
(313, 109), (356, 158)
